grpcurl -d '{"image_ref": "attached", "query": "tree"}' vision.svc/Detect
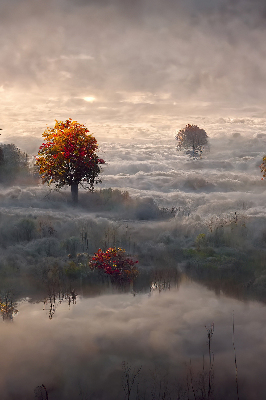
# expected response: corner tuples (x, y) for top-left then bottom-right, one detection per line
(175, 124), (209, 158)
(35, 118), (105, 203)
(0, 144), (29, 184)
(260, 156), (266, 179)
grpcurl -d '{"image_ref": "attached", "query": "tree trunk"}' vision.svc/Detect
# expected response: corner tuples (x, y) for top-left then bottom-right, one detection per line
(71, 182), (79, 204)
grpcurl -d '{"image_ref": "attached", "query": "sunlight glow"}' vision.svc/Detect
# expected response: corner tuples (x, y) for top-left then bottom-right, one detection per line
(83, 96), (96, 102)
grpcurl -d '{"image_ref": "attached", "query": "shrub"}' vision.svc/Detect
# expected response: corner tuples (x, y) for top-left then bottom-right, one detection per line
(89, 247), (138, 284)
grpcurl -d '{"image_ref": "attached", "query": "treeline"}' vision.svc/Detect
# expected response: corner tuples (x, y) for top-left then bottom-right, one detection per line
(0, 143), (36, 185)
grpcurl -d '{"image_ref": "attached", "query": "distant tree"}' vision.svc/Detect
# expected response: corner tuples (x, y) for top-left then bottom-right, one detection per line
(175, 124), (209, 158)
(35, 118), (105, 204)
(0, 143), (29, 184)
(260, 156), (266, 179)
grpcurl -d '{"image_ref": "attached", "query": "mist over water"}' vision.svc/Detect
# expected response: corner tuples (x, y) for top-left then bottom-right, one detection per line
(1, 283), (266, 400)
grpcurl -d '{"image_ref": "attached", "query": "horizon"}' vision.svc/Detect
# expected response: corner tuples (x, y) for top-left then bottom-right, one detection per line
(1, 0), (266, 153)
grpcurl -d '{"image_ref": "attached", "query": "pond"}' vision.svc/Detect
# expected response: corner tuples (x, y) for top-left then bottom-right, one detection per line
(0, 279), (266, 400)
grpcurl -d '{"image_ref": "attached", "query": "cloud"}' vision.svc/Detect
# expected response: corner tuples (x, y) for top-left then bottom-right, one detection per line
(1, 0), (266, 140)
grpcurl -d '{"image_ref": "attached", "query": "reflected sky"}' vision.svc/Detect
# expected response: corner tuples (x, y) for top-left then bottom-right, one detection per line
(1, 281), (266, 399)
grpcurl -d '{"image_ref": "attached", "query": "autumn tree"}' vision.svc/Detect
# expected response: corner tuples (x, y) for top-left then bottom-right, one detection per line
(35, 118), (105, 203)
(175, 124), (209, 158)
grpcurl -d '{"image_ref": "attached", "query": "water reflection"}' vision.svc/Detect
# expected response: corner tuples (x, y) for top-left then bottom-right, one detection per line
(150, 281), (171, 292)
(0, 281), (265, 399)
(34, 384), (48, 400)
(0, 292), (18, 321)
(149, 267), (180, 294)
(43, 290), (77, 319)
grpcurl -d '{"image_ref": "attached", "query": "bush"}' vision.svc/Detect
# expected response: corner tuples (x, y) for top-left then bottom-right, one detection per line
(89, 247), (139, 284)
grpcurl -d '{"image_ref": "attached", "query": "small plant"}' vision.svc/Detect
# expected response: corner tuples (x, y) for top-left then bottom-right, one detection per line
(89, 247), (138, 284)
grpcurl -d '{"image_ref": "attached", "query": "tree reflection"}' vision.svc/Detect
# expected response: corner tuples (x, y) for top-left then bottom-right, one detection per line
(43, 289), (77, 319)
(34, 384), (48, 400)
(0, 292), (18, 321)
(149, 267), (182, 294)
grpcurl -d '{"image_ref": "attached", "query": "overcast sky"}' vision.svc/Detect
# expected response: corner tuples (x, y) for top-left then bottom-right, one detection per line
(1, 0), (266, 150)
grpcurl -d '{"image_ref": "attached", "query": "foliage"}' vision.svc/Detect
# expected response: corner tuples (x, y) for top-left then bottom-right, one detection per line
(64, 259), (88, 280)
(0, 293), (18, 321)
(175, 124), (209, 158)
(35, 118), (105, 202)
(260, 156), (266, 179)
(0, 143), (29, 184)
(89, 247), (138, 284)
(195, 233), (207, 250)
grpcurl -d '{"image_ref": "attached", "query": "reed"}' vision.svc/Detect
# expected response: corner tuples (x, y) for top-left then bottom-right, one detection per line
(232, 311), (240, 400)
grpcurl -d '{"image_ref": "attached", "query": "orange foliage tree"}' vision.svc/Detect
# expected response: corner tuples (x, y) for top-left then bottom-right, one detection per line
(175, 124), (209, 158)
(36, 119), (105, 203)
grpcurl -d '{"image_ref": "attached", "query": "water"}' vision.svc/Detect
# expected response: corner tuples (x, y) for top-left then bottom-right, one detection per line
(1, 280), (266, 399)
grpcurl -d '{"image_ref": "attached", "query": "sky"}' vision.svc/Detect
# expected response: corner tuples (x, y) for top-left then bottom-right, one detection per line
(1, 0), (266, 153)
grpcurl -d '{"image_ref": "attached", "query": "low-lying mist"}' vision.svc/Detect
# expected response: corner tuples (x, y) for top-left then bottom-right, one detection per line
(0, 181), (265, 305)
(1, 126), (266, 400)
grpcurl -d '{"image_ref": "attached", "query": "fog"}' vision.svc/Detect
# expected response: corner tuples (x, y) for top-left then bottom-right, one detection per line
(4, 124), (266, 400)
(1, 0), (266, 398)
(1, 0), (266, 142)
(1, 284), (266, 399)
(0, 127), (266, 293)
(0, 118), (266, 398)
